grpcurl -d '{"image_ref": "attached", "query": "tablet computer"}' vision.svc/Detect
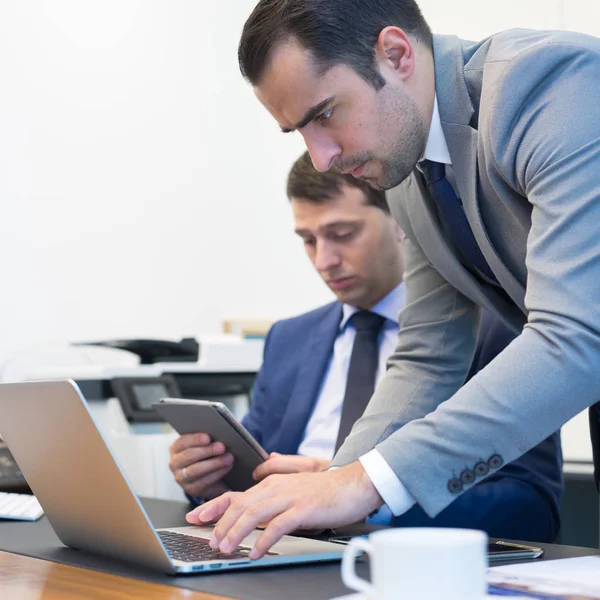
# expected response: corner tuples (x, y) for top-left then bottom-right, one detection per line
(486, 540), (544, 561)
(327, 536), (543, 561)
(153, 398), (268, 491)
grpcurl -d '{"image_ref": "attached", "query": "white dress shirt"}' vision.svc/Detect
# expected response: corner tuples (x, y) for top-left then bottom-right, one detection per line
(297, 281), (406, 459)
(358, 95), (453, 517)
(297, 281), (405, 525)
(422, 95), (452, 165)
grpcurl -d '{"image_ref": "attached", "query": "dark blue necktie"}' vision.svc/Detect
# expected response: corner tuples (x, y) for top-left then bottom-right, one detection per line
(420, 160), (498, 284)
(335, 310), (386, 452)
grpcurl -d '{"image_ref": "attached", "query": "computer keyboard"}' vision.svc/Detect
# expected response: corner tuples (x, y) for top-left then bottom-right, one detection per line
(158, 530), (278, 563)
(0, 492), (44, 521)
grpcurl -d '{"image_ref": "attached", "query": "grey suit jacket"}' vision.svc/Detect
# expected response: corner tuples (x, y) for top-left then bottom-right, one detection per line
(333, 29), (600, 517)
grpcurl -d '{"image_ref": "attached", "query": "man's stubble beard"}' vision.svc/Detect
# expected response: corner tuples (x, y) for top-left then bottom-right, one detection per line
(374, 90), (427, 190)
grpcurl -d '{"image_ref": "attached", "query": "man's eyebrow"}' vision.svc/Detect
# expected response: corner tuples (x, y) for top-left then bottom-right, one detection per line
(294, 220), (360, 236)
(281, 96), (336, 134)
(294, 228), (312, 237)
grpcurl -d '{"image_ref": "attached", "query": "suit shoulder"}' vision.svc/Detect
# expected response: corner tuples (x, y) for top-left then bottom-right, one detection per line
(478, 29), (600, 102)
(477, 29), (600, 181)
(476, 29), (600, 67)
(268, 302), (341, 339)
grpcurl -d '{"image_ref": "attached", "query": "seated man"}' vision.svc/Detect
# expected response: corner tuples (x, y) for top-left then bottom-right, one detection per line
(170, 152), (562, 541)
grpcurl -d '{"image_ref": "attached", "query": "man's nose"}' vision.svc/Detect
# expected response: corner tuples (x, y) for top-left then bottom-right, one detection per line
(315, 240), (341, 272)
(302, 132), (341, 172)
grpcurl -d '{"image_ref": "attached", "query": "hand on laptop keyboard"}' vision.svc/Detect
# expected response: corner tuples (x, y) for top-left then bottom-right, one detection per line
(158, 531), (278, 563)
(0, 492), (44, 521)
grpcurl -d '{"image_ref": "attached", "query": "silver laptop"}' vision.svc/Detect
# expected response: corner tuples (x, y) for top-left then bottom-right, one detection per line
(0, 379), (344, 574)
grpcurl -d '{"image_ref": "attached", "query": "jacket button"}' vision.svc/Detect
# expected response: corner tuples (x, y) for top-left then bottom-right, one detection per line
(448, 478), (463, 494)
(474, 461), (490, 477)
(460, 469), (475, 485)
(488, 454), (504, 470)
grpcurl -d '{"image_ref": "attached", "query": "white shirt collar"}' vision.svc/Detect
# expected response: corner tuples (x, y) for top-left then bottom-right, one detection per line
(421, 94), (452, 165)
(340, 281), (406, 331)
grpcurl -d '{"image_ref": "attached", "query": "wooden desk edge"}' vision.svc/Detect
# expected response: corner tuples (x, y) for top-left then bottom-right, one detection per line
(0, 549), (234, 600)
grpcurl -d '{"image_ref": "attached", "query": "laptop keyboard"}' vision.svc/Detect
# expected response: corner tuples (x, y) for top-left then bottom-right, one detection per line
(158, 530), (279, 563)
(0, 492), (44, 521)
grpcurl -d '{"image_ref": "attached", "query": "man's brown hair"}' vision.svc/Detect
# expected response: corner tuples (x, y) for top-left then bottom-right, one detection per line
(239, 0), (432, 90)
(287, 152), (389, 213)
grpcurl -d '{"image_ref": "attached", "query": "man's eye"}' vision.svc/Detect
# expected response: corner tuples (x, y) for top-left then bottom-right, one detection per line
(315, 108), (333, 123)
(303, 238), (316, 247)
(333, 231), (354, 241)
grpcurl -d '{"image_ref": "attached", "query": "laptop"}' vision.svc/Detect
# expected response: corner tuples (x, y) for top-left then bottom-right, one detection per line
(0, 379), (344, 574)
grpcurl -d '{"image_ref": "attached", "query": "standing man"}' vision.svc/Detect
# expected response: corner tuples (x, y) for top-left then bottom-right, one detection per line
(189, 1), (596, 558)
(175, 152), (561, 541)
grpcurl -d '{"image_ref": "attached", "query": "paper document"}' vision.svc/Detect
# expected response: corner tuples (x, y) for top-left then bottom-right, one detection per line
(487, 556), (600, 598)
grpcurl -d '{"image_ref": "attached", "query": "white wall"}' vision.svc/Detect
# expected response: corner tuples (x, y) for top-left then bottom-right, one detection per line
(0, 0), (320, 366)
(0, 0), (598, 367)
(419, 0), (561, 37)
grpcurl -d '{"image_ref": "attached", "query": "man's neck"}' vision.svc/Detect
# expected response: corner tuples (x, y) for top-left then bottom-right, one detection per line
(340, 279), (405, 329)
(414, 44), (436, 140)
(353, 277), (404, 311)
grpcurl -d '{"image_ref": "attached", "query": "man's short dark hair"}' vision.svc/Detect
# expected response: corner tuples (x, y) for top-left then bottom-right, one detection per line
(239, 0), (432, 90)
(287, 151), (389, 213)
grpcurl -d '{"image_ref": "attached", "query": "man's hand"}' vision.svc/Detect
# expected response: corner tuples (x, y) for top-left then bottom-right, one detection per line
(169, 433), (234, 500)
(252, 453), (330, 481)
(185, 461), (383, 559)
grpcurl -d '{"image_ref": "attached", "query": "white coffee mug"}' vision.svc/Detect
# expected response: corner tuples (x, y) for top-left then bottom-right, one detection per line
(341, 527), (488, 600)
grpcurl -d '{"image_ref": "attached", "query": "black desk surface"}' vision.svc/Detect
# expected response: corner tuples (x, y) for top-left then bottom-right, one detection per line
(1, 497), (599, 600)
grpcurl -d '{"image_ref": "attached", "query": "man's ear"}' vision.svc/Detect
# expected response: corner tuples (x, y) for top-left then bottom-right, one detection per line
(375, 26), (416, 82)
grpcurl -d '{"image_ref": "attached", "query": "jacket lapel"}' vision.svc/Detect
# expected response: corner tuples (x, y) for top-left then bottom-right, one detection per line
(403, 174), (517, 320)
(433, 35), (525, 312)
(273, 303), (343, 454)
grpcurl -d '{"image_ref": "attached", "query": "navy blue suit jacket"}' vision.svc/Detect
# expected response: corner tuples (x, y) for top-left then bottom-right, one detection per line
(242, 303), (563, 542)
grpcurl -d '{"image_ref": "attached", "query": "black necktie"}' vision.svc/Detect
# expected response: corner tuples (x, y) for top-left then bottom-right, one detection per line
(335, 310), (386, 451)
(420, 160), (498, 284)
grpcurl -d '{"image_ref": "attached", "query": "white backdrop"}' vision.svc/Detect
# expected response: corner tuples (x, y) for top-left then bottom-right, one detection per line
(0, 0), (598, 365)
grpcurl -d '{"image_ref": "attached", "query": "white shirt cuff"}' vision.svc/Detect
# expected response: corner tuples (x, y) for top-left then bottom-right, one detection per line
(359, 449), (416, 516)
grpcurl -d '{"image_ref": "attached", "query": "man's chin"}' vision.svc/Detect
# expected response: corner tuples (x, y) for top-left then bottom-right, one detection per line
(360, 171), (399, 191)
(364, 178), (385, 191)
(331, 289), (361, 306)
(377, 160), (420, 190)
(377, 172), (411, 190)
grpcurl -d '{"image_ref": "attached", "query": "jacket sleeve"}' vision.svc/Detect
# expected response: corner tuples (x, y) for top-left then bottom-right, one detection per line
(241, 324), (277, 446)
(333, 225), (481, 473)
(336, 40), (600, 517)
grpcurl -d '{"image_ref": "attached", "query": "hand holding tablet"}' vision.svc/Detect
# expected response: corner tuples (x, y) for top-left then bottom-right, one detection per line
(155, 398), (268, 492)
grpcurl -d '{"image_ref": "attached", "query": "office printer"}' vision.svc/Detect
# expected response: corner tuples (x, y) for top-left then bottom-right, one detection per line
(2, 335), (263, 500)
